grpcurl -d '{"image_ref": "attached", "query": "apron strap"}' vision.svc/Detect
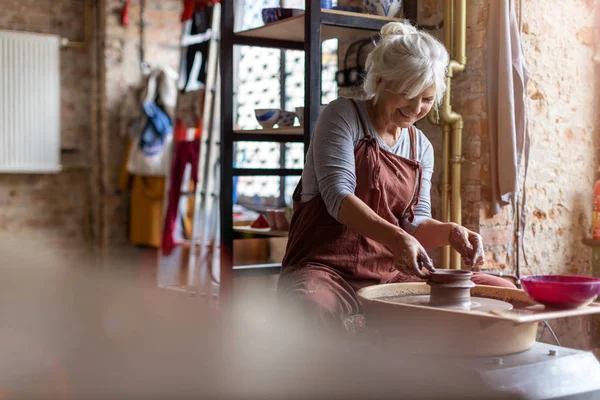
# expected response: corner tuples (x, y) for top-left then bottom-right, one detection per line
(349, 99), (373, 140)
(408, 125), (417, 161)
(407, 125), (422, 221)
(349, 99), (380, 182)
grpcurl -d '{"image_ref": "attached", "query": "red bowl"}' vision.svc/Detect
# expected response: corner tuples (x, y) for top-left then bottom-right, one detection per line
(521, 275), (600, 309)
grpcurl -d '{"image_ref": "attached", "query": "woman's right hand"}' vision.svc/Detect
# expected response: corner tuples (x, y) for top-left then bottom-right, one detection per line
(390, 231), (435, 278)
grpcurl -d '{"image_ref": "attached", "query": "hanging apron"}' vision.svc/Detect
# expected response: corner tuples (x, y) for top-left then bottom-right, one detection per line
(277, 99), (423, 331)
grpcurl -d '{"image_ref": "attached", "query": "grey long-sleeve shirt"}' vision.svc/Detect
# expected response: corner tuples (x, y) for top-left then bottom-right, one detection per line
(300, 97), (434, 234)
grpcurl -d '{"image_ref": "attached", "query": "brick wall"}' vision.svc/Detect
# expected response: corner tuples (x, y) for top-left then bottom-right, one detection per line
(436, 0), (598, 350)
(103, 0), (182, 248)
(0, 0), (181, 253)
(510, 0), (598, 350)
(338, 0), (599, 349)
(0, 0), (93, 253)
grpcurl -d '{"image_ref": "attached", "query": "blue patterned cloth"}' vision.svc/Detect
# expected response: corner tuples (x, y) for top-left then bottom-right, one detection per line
(139, 101), (173, 156)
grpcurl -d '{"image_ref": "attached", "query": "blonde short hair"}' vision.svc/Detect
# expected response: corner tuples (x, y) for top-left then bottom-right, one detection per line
(363, 22), (449, 107)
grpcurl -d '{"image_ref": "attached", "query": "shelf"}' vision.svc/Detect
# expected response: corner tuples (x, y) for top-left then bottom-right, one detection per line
(233, 225), (288, 238)
(234, 9), (405, 44)
(233, 127), (304, 142)
(233, 168), (303, 176)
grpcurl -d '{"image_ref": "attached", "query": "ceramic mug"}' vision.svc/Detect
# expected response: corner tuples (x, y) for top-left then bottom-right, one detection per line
(295, 105), (327, 127)
(266, 209), (277, 230)
(277, 110), (296, 127)
(321, 0), (333, 9)
(363, 0), (402, 18)
(274, 209), (289, 231)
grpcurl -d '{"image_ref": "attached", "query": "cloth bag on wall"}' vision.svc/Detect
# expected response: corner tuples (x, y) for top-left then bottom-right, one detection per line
(127, 67), (177, 176)
(126, 101), (173, 176)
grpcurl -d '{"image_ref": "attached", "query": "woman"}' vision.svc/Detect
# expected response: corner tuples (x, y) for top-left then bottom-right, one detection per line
(278, 22), (515, 332)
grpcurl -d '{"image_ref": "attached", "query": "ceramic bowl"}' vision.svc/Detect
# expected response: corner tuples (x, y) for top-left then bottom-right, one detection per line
(262, 8), (304, 25)
(277, 110), (296, 127)
(363, 0), (402, 18)
(255, 109), (280, 129)
(521, 275), (600, 309)
(295, 105), (327, 127)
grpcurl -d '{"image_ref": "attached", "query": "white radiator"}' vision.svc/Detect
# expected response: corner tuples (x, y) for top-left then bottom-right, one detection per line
(0, 30), (60, 173)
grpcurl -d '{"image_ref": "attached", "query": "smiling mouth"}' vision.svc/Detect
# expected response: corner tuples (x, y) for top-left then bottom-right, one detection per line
(398, 109), (415, 119)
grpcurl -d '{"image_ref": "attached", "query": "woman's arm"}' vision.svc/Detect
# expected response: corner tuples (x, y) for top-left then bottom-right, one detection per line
(413, 219), (484, 268)
(400, 133), (483, 267)
(412, 219), (455, 248)
(338, 194), (434, 277)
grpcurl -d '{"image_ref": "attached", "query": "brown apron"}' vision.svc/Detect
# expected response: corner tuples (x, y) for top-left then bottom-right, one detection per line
(277, 99), (424, 332)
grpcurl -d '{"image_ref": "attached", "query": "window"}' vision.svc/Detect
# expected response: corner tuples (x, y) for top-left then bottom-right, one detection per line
(233, 1), (338, 210)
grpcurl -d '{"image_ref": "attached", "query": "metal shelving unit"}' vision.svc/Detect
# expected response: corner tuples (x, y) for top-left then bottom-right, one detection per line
(219, 0), (407, 301)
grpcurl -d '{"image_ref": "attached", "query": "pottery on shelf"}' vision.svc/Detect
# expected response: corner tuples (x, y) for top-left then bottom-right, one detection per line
(277, 110), (296, 127)
(363, 0), (402, 18)
(427, 269), (475, 309)
(273, 209), (289, 231)
(255, 109), (280, 129)
(295, 105), (328, 127)
(266, 209), (277, 230)
(321, 0), (333, 9)
(261, 8), (304, 25)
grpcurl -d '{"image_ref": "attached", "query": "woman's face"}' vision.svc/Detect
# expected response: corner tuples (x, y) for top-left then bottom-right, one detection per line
(374, 83), (436, 128)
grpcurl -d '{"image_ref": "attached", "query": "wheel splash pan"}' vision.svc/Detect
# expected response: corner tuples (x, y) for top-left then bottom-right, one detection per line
(357, 283), (600, 357)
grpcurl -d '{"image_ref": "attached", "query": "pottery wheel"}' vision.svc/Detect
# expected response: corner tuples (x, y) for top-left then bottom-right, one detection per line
(378, 294), (514, 312)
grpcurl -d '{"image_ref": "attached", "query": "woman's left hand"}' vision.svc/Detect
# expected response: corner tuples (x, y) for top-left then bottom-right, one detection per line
(448, 224), (485, 268)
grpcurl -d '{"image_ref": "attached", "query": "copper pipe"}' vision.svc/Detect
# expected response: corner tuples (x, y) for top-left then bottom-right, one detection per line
(440, 123), (451, 269)
(438, 0), (467, 269)
(450, 119), (464, 269)
(444, 0), (454, 60)
(454, 0), (467, 66)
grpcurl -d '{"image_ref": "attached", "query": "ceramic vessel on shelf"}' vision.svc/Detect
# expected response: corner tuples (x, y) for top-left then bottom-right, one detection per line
(321, 0), (333, 9)
(277, 110), (296, 127)
(273, 209), (289, 231)
(363, 0), (402, 18)
(295, 105), (327, 127)
(520, 275), (600, 309)
(266, 209), (277, 230)
(261, 8), (304, 24)
(255, 109), (280, 129)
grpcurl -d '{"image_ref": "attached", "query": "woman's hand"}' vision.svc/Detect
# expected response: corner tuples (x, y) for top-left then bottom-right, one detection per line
(390, 231), (435, 278)
(448, 224), (485, 268)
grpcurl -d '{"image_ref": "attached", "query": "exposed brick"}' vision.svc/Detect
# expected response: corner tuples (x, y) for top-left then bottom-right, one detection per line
(480, 227), (512, 246)
(0, 0), (181, 250)
(468, 28), (487, 49)
(462, 95), (486, 118)
(576, 27), (594, 47)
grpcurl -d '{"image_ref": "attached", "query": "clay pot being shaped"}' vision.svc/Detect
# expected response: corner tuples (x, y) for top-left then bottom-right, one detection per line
(427, 269), (475, 309)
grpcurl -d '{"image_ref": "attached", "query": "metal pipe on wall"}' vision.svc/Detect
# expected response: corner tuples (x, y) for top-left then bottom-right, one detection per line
(440, 123), (451, 268)
(438, 0), (467, 269)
